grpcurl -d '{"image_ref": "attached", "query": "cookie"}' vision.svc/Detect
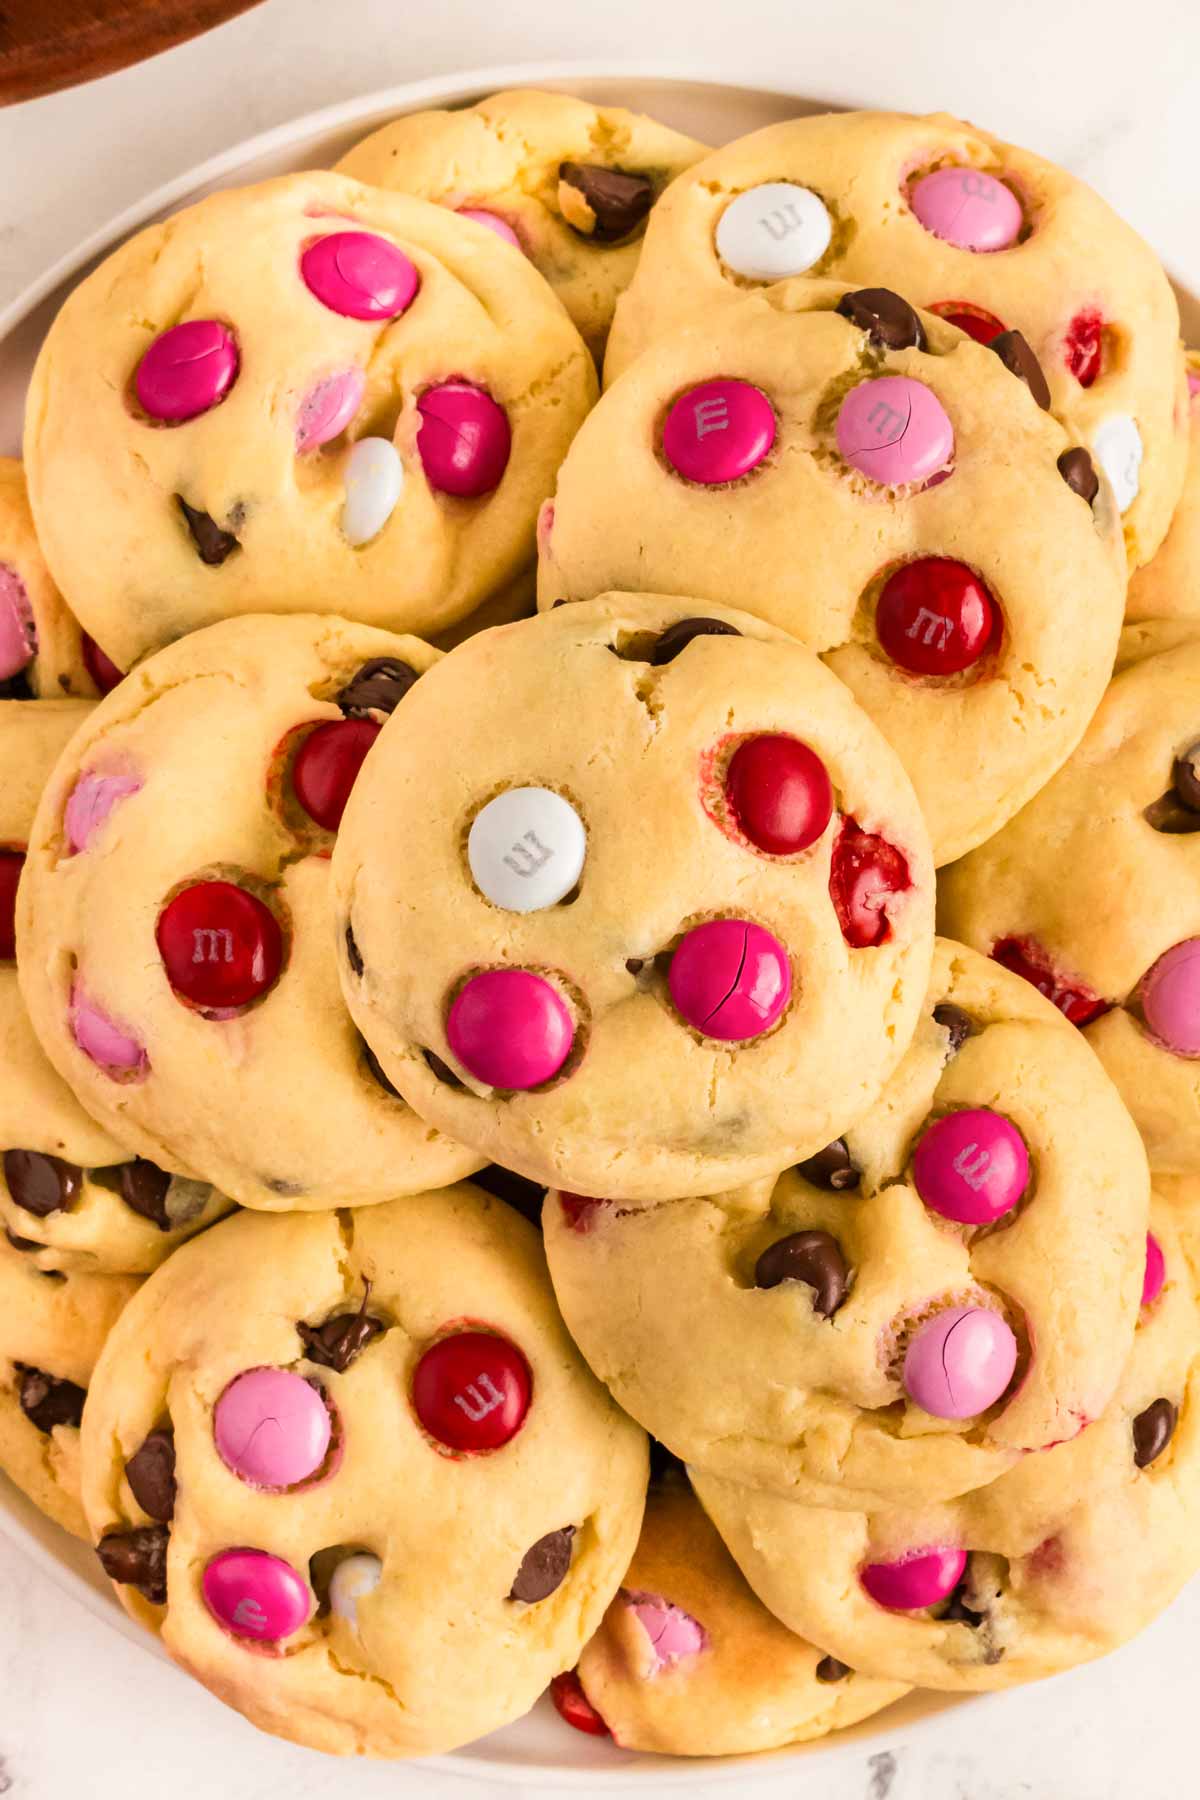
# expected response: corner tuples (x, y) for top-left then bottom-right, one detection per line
(693, 1194), (1200, 1689)
(605, 110), (1187, 569)
(1, 700), (231, 1271)
(81, 1185), (647, 1758)
(333, 594), (935, 1201)
(940, 620), (1200, 1173)
(545, 940), (1148, 1510)
(0, 459), (106, 700)
(552, 1471), (906, 1755)
(16, 616), (484, 1210)
(538, 280), (1127, 865)
(24, 171), (597, 670)
(0, 1232), (138, 1536)
(1126, 353), (1200, 623)
(335, 88), (708, 360)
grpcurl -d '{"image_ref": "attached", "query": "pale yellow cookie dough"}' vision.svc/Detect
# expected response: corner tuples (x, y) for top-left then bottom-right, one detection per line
(0, 461), (96, 699)
(81, 1185), (648, 1758)
(1126, 353), (1200, 622)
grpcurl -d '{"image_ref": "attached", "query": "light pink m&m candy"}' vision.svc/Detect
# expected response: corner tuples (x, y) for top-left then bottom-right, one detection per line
(1188, 370), (1200, 402)
(904, 1306), (1018, 1418)
(69, 985), (148, 1079)
(913, 1107), (1029, 1224)
(860, 1546), (966, 1610)
(456, 207), (523, 251)
(836, 377), (954, 487)
(662, 379), (776, 485)
(669, 919), (790, 1042)
(1140, 938), (1200, 1055)
(909, 167), (1023, 252)
(0, 566), (34, 680)
(214, 1367), (333, 1490)
(295, 367), (366, 451)
(64, 771), (142, 854)
(1143, 1232), (1166, 1308)
(300, 232), (420, 320)
(202, 1548), (312, 1643)
(417, 381), (512, 497)
(135, 320), (238, 423)
(625, 1592), (707, 1671)
(446, 968), (574, 1089)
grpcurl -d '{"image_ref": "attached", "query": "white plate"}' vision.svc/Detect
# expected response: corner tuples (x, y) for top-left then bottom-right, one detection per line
(0, 61), (1180, 1788)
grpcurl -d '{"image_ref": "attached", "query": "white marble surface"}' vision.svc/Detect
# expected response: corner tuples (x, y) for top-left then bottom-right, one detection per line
(2, 2), (1199, 1795)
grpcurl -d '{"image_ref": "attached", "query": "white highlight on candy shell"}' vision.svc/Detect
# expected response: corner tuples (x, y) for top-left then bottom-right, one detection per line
(329, 1553), (382, 1628)
(1092, 413), (1143, 513)
(467, 786), (587, 914)
(715, 183), (833, 282)
(341, 438), (403, 546)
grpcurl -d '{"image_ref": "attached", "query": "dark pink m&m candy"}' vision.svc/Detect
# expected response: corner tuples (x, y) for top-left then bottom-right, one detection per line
(861, 1546), (966, 1610)
(417, 381), (512, 497)
(81, 633), (124, 695)
(135, 320), (239, 423)
(412, 1329), (532, 1452)
(214, 1367), (332, 1490)
(446, 969), (574, 1089)
(913, 1107), (1029, 1224)
(156, 881), (283, 1011)
(0, 850), (23, 962)
(909, 167), (1023, 252)
(1143, 1232), (1166, 1308)
(292, 718), (381, 831)
(300, 232), (420, 321)
(990, 937), (1110, 1028)
(662, 379), (776, 485)
(203, 1547), (312, 1643)
(875, 558), (998, 677)
(724, 734), (833, 856)
(829, 820), (911, 949)
(669, 919), (790, 1042)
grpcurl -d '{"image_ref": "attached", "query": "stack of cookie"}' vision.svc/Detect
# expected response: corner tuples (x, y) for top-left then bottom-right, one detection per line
(2, 86), (1199, 1764)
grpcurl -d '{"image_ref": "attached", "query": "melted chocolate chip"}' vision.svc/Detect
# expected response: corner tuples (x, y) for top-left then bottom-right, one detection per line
(509, 1525), (576, 1602)
(471, 1164), (545, 1226)
(177, 497), (240, 565)
(1133, 1397), (1177, 1468)
(815, 1654), (852, 1682)
(17, 1365), (86, 1433)
(990, 331), (1051, 410)
(836, 287), (925, 351)
(337, 657), (419, 718)
(115, 1160), (172, 1230)
(97, 1525), (169, 1604)
(3, 1149), (82, 1218)
(933, 1003), (976, 1055)
(650, 617), (741, 666)
(362, 1041), (402, 1100)
(125, 1428), (176, 1523)
(796, 1138), (860, 1192)
(424, 1048), (464, 1088)
(0, 670), (33, 700)
(344, 922), (364, 978)
(298, 1280), (386, 1372)
(754, 1230), (849, 1317)
(1057, 448), (1099, 505)
(558, 162), (654, 240)
(1174, 740), (1200, 812)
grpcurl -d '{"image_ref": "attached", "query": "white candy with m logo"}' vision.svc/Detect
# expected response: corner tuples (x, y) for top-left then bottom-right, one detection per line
(467, 785), (587, 913)
(715, 182), (833, 281)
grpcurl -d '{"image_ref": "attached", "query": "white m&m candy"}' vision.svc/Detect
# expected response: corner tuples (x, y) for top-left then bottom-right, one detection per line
(715, 183), (833, 282)
(1092, 413), (1143, 513)
(341, 437), (403, 546)
(329, 1553), (383, 1629)
(468, 786), (586, 913)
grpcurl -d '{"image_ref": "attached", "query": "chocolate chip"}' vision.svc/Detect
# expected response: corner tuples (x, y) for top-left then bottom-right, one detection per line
(424, 1048), (464, 1088)
(298, 1280), (386, 1372)
(362, 1041), (402, 1100)
(17, 1365), (86, 1433)
(1174, 740), (1200, 812)
(0, 670), (33, 700)
(942, 1578), (986, 1629)
(509, 1526), (576, 1602)
(97, 1525), (169, 1604)
(990, 331), (1051, 410)
(3, 1149), (82, 1218)
(337, 658), (419, 718)
(650, 617), (741, 666)
(177, 497), (240, 565)
(836, 287), (926, 351)
(1133, 1397), (1177, 1468)
(114, 1160), (172, 1230)
(625, 957), (644, 976)
(754, 1230), (849, 1317)
(815, 1654), (851, 1682)
(1143, 793), (1200, 834)
(125, 1428), (176, 1523)
(471, 1164), (545, 1226)
(558, 162), (654, 241)
(1057, 447), (1099, 505)
(344, 922), (363, 978)
(5, 1229), (41, 1252)
(933, 1003), (976, 1055)
(796, 1138), (860, 1191)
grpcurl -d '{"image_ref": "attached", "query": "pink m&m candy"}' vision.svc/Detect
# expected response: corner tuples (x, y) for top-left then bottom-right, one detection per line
(456, 207), (523, 251)
(662, 379), (776, 485)
(1140, 938), (1200, 1055)
(300, 232), (420, 320)
(861, 1546), (967, 1610)
(81, 633), (124, 695)
(295, 367), (366, 451)
(0, 566), (34, 680)
(417, 381), (512, 497)
(909, 167), (1023, 252)
(411, 1328), (532, 1452)
(1188, 370), (1200, 402)
(913, 1107), (1029, 1224)
(135, 320), (239, 423)
(836, 377), (954, 487)
(625, 1592), (707, 1671)
(214, 1367), (333, 1490)
(903, 1306), (1018, 1418)
(1143, 1232), (1166, 1308)
(64, 771), (142, 854)
(669, 919), (790, 1042)
(69, 985), (148, 1078)
(446, 968), (574, 1089)
(202, 1548), (312, 1643)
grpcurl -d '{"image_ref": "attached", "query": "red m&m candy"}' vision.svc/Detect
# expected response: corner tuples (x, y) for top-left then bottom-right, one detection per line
(875, 558), (998, 677)
(1064, 309), (1103, 388)
(928, 302), (1006, 345)
(991, 937), (1111, 1027)
(724, 734), (833, 855)
(829, 819), (911, 949)
(156, 881), (283, 1011)
(550, 1670), (610, 1736)
(0, 850), (23, 961)
(292, 718), (381, 831)
(411, 1329), (532, 1452)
